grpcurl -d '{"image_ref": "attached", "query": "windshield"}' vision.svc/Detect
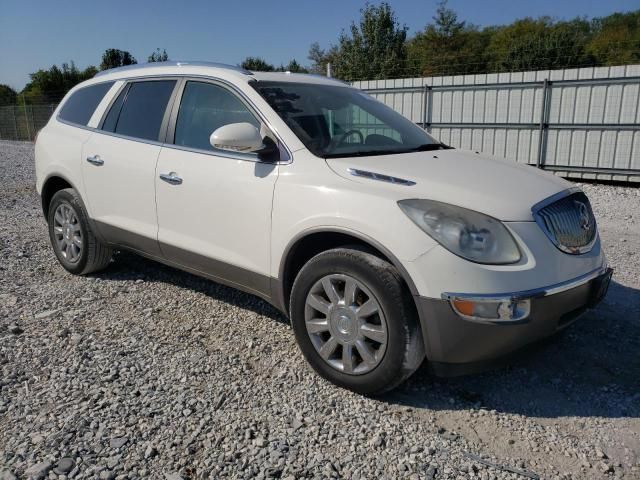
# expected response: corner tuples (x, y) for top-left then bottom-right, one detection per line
(251, 81), (447, 158)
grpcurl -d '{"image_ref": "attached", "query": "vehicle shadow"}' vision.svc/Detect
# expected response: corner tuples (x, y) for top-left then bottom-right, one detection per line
(385, 279), (640, 419)
(92, 250), (288, 325)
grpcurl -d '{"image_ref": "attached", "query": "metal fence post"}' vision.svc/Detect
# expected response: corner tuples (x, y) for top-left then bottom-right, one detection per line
(13, 105), (19, 141)
(29, 104), (34, 141)
(22, 96), (31, 141)
(426, 85), (433, 133)
(421, 84), (433, 131)
(536, 79), (550, 169)
(421, 84), (427, 128)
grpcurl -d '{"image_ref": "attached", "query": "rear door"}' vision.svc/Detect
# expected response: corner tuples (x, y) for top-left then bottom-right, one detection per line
(81, 79), (178, 255)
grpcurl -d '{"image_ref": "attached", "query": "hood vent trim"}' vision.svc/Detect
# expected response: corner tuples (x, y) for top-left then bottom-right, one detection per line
(347, 168), (416, 186)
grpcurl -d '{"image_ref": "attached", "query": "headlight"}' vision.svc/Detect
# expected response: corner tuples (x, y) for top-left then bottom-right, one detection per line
(398, 199), (521, 264)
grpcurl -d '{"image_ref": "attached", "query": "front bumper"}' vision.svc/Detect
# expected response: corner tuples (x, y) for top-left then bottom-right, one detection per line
(416, 266), (613, 376)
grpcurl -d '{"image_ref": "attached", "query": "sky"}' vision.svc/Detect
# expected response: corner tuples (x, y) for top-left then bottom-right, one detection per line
(1, 0), (638, 90)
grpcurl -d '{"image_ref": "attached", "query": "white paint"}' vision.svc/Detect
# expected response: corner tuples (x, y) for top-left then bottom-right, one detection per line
(35, 63), (607, 305)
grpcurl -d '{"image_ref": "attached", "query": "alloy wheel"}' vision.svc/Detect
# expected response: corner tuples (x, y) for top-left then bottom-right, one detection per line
(52, 203), (83, 263)
(304, 273), (387, 375)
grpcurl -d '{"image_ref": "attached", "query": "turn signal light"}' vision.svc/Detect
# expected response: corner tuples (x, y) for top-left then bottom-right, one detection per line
(450, 298), (530, 323)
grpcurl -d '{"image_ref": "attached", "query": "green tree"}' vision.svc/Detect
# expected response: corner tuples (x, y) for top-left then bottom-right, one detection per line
(312, 5), (640, 80)
(240, 57), (275, 71)
(331, 2), (408, 81)
(100, 49), (137, 71)
(407, 0), (491, 76)
(431, 0), (466, 37)
(286, 59), (308, 73)
(148, 48), (169, 63)
(307, 42), (339, 75)
(587, 11), (640, 65)
(486, 17), (593, 72)
(21, 62), (97, 103)
(275, 59), (309, 73)
(0, 84), (18, 105)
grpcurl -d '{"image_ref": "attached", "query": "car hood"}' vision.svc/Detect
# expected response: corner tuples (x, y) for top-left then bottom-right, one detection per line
(325, 149), (572, 221)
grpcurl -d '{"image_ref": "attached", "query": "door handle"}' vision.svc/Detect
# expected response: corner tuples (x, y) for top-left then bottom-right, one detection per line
(86, 155), (104, 166)
(159, 172), (183, 185)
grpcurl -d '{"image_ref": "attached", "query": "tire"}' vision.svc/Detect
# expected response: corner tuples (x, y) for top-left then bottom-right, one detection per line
(290, 248), (424, 395)
(47, 188), (112, 275)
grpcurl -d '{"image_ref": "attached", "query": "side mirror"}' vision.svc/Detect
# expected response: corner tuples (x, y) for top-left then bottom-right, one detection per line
(210, 123), (278, 159)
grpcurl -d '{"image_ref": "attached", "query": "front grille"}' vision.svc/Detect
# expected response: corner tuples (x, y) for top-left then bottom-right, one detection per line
(533, 191), (597, 254)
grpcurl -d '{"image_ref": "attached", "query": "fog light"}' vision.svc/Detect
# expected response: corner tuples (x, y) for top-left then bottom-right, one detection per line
(450, 298), (530, 323)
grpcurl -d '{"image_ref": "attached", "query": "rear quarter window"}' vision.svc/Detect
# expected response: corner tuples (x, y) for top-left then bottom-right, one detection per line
(58, 82), (114, 126)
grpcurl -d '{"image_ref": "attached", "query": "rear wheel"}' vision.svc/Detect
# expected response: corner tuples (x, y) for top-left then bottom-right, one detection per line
(47, 188), (112, 275)
(290, 248), (424, 395)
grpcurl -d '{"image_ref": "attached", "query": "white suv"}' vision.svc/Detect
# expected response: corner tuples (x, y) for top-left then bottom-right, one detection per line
(35, 62), (611, 394)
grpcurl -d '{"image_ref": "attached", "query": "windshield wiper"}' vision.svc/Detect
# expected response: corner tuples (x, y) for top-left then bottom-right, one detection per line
(411, 143), (452, 152)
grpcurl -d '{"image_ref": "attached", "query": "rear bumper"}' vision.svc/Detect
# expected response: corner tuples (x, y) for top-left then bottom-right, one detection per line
(416, 267), (613, 376)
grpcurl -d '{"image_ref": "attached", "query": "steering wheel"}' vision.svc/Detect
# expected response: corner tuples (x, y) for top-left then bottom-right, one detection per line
(326, 129), (364, 152)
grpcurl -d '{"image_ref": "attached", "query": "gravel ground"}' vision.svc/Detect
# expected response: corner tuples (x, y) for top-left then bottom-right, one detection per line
(0, 140), (638, 480)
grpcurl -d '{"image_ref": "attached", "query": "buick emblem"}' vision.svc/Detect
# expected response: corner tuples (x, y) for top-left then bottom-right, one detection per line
(576, 201), (591, 231)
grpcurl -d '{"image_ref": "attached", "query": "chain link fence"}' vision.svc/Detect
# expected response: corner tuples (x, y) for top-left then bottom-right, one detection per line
(0, 104), (58, 141)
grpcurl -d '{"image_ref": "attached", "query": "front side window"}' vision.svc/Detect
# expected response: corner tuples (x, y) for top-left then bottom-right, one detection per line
(102, 80), (176, 141)
(58, 82), (114, 126)
(252, 81), (446, 158)
(174, 81), (260, 151)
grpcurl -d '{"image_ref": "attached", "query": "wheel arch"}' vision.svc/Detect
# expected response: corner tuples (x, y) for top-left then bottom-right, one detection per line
(40, 174), (106, 243)
(41, 174), (77, 218)
(275, 227), (419, 317)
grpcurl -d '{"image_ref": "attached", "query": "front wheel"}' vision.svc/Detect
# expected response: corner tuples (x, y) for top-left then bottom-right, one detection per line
(290, 248), (424, 395)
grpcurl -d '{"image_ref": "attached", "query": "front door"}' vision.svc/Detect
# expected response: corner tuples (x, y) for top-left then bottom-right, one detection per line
(155, 80), (279, 297)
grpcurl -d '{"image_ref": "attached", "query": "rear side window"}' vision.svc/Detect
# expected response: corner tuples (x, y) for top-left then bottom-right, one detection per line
(58, 82), (114, 126)
(102, 80), (176, 141)
(174, 81), (259, 151)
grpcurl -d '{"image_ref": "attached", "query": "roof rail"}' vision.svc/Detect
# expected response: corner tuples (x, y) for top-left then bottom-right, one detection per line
(95, 61), (253, 77)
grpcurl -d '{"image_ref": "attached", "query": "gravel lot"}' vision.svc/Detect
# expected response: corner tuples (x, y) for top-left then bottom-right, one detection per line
(1, 140), (639, 480)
